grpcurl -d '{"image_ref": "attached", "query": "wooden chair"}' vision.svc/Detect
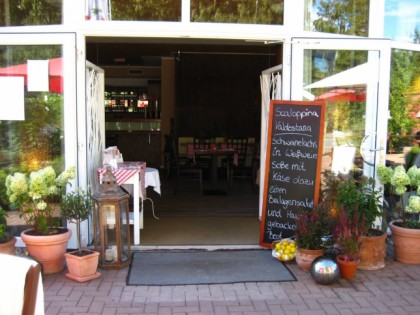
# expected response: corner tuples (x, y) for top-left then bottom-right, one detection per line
(172, 137), (203, 195)
(0, 254), (42, 315)
(22, 263), (42, 315)
(193, 138), (212, 177)
(225, 138), (255, 189)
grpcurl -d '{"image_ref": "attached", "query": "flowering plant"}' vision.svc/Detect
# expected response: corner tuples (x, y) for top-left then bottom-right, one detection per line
(295, 201), (335, 250)
(334, 207), (364, 262)
(377, 164), (420, 229)
(5, 166), (76, 235)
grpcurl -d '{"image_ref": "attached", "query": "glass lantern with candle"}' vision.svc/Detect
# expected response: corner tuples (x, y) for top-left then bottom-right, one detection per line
(92, 166), (131, 269)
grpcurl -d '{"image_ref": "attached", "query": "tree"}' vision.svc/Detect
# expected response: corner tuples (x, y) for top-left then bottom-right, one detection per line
(1, 0), (61, 26)
(112, 0), (182, 21)
(312, 0), (369, 37)
(388, 50), (416, 152)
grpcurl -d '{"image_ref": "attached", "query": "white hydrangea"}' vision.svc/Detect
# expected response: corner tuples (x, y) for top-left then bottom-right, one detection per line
(406, 195), (420, 214)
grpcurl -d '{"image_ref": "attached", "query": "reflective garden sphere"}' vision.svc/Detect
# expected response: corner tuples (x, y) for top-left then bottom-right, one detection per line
(310, 256), (340, 285)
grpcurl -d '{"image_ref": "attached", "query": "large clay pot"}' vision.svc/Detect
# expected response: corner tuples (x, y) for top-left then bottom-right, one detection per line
(358, 229), (387, 270)
(336, 255), (358, 280)
(389, 220), (420, 264)
(21, 228), (71, 274)
(295, 248), (324, 272)
(65, 249), (101, 282)
(0, 236), (16, 255)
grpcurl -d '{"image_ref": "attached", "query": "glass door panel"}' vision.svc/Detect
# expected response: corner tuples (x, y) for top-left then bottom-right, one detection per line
(0, 33), (76, 210)
(291, 38), (390, 184)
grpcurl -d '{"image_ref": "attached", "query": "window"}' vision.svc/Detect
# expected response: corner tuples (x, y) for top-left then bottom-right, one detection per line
(191, 0), (283, 24)
(0, 45), (65, 210)
(385, 0), (420, 43)
(304, 0), (369, 37)
(0, 0), (62, 26)
(109, 0), (181, 21)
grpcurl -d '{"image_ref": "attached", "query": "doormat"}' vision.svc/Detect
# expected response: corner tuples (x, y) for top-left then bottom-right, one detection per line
(127, 250), (296, 286)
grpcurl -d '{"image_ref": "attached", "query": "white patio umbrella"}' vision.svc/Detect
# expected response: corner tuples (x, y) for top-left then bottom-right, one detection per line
(304, 62), (377, 89)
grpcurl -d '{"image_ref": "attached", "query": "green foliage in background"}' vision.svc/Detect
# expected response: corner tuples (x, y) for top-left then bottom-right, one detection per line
(1, 0), (61, 26)
(191, 0), (283, 24)
(312, 0), (369, 36)
(112, 0), (182, 21)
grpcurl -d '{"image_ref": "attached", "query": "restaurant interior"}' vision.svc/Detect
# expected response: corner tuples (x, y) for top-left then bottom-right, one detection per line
(86, 38), (282, 246)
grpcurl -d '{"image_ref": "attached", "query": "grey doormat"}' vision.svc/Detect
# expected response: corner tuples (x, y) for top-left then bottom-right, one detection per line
(127, 250), (296, 286)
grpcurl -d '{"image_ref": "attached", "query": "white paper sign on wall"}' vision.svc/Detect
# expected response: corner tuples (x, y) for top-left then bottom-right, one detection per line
(28, 59), (49, 92)
(0, 76), (25, 121)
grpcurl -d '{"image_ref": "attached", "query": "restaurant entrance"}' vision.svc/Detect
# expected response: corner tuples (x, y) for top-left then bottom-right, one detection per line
(86, 38), (278, 246)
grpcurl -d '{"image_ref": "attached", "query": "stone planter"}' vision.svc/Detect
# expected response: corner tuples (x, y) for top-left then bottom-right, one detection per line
(295, 248), (324, 272)
(65, 249), (101, 282)
(336, 254), (358, 280)
(358, 229), (387, 270)
(389, 220), (420, 264)
(21, 228), (71, 274)
(0, 236), (16, 255)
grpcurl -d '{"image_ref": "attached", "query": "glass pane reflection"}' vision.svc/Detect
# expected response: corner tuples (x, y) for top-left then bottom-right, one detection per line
(191, 0), (283, 24)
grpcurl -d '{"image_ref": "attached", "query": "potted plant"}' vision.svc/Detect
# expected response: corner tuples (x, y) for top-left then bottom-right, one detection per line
(0, 207), (16, 255)
(334, 207), (364, 280)
(60, 188), (101, 282)
(5, 166), (76, 274)
(336, 174), (386, 270)
(295, 201), (335, 272)
(377, 164), (420, 264)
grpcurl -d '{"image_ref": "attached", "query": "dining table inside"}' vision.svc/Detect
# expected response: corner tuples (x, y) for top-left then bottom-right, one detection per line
(189, 144), (238, 194)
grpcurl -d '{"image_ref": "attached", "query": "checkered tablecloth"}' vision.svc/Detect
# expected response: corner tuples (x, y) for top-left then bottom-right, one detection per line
(97, 161), (146, 198)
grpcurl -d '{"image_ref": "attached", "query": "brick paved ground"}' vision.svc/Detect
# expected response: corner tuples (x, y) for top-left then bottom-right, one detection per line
(42, 255), (420, 315)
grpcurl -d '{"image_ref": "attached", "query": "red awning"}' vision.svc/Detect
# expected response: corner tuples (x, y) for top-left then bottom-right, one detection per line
(0, 58), (63, 94)
(315, 88), (365, 102)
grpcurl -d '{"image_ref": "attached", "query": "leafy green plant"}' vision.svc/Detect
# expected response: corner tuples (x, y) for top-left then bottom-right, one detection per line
(5, 166), (76, 235)
(60, 188), (93, 250)
(336, 175), (383, 232)
(0, 207), (9, 243)
(405, 146), (420, 169)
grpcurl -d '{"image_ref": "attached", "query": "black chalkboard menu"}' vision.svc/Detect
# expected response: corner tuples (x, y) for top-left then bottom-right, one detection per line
(260, 100), (325, 248)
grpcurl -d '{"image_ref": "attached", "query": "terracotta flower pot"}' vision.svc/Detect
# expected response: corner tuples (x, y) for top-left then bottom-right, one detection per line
(358, 230), (387, 270)
(389, 220), (420, 264)
(0, 236), (16, 255)
(21, 228), (71, 274)
(295, 248), (324, 272)
(65, 249), (101, 282)
(336, 255), (358, 280)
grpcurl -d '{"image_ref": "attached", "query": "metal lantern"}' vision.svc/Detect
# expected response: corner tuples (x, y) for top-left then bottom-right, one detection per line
(92, 166), (131, 269)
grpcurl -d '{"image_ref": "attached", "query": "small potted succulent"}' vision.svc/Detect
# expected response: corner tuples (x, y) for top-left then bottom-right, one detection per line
(60, 188), (101, 282)
(0, 207), (16, 255)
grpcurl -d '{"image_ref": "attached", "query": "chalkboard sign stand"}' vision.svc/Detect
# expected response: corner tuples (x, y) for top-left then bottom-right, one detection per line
(259, 100), (325, 248)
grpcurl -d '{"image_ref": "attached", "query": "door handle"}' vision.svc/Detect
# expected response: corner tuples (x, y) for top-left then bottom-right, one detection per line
(360, 133), (385, 166)
(360, 134), (374, 166)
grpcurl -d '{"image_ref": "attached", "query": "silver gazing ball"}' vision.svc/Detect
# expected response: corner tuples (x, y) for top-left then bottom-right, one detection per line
(310, 256), (340, 285)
